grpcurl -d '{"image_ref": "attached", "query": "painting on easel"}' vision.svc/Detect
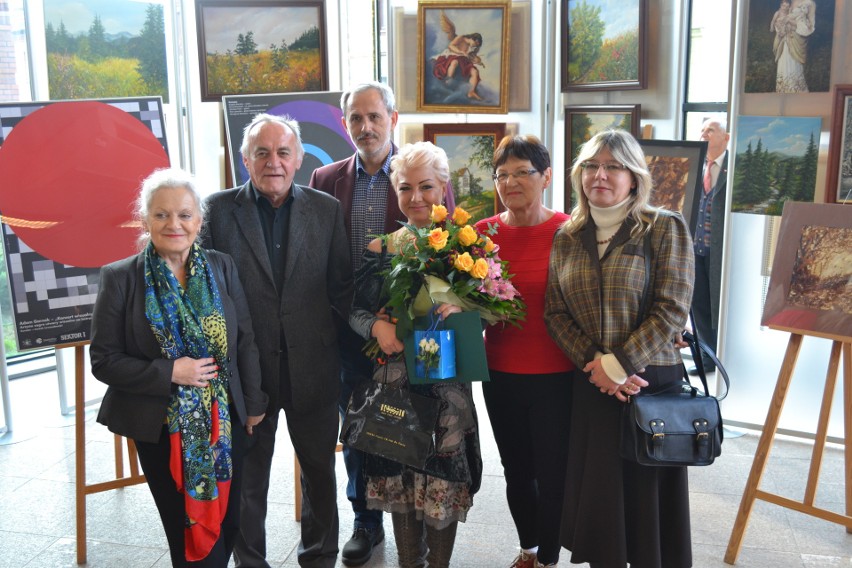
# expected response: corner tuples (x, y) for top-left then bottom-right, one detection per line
(761, 201), (852, 340)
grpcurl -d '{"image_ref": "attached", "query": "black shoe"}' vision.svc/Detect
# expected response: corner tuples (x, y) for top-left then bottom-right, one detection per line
(341, 526), (384, 566)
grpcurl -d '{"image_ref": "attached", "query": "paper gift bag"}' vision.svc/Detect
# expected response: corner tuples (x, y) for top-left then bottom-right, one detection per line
(413, 328), (456, 380)
(405, 310), (490, 385)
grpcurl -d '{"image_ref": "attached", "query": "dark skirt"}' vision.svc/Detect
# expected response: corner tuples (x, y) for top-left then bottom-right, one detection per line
(560, 365), (692, 568)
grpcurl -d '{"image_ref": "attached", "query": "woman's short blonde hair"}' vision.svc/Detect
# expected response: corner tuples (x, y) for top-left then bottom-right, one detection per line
(389, 141), (450, 190)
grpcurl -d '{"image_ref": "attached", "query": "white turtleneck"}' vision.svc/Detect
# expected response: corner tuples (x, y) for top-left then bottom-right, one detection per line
(588, 197), (632, 384)
(589, 197), (630, 258)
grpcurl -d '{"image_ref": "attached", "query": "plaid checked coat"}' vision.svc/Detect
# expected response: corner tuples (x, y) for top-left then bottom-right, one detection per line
(544, 209), (694, 375)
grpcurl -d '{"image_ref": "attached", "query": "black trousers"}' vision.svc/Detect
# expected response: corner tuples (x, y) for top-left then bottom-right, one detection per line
(134, 412), (247, 567)
(234, 401), (339, 568)
(482, 370), (573, 565)
(692, 253), (718, 365)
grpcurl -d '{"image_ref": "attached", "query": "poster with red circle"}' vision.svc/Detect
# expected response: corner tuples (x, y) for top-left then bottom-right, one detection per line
(0, 97), (169, 351)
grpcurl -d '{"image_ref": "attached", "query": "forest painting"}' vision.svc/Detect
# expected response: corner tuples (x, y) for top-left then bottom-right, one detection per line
(562, 0), (646, 91)
(762, 202), (851, 338)
(43, 0), (168, 101)
(195, 0), (327, 102)
(732, 115), (821, 216)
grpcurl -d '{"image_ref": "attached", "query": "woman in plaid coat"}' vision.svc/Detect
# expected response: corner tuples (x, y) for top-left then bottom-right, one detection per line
(544, 130), (695, 568)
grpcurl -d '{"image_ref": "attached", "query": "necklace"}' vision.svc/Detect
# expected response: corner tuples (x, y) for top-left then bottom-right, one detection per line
(597, 234), (615, 245)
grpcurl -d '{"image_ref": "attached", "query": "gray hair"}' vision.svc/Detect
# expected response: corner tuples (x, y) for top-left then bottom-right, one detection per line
(239, 113), (304, 159)
(135, 167), (206, 249)
(340, 82), (396, 116)
(702, 113), (728, 132)
(563, 129), (658, 238)
(389, 141), (450, 189)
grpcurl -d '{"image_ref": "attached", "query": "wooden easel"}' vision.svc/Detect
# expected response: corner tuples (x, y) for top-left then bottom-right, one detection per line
(724, 329), (852, 564)
(69, 342), (146, 564)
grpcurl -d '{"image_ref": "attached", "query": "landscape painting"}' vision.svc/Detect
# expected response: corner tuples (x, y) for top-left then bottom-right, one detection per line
(561, 0), (646, 91)
(762, 202), (851, 339)
(43, 0), (168, 101)
(195, 0), (327, 101)
(424, 123), (506, 224)
(732, 115), (821, 216)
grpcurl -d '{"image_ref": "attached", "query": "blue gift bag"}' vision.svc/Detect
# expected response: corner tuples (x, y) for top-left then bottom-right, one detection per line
(413, 309), (456, 380)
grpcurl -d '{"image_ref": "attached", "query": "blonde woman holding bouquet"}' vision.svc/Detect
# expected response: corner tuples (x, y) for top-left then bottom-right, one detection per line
(348, 141), (482, 568)
(474, 135), (575, 568)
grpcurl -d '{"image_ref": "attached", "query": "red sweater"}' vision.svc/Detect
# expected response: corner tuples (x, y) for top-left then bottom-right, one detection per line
(475, 213), (575, 374)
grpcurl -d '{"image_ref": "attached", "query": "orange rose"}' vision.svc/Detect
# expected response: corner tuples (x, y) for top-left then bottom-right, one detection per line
(427, 228), (449, 250)
(453, 252), (474, 272)
(483, 237), (496, 253)
(470, 258), (489, 279)
(452, 207), (471, 226)
(458, 225), (478, 247)
(431, 204), (448, 223)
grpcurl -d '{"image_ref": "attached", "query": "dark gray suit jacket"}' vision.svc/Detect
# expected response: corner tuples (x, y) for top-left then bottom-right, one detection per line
(90, 250), (268, 444)
(201, 182), (353, 413)
(707, 151), (728, 323)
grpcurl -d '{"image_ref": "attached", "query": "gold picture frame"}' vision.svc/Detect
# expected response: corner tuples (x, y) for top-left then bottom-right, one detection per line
(416, 1), (510, 114)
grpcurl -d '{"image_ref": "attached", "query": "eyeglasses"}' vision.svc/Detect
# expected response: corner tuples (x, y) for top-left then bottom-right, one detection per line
(492, 169), (538, 184)
(579, 161), (629, 175)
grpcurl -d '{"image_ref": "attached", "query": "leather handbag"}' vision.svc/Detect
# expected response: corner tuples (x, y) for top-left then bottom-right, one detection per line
(620, 331), (730, 467)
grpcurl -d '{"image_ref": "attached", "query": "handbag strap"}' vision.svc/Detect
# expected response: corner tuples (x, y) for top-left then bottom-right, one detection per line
(635, 229), (654, 330)
(682, 329), (730, 401)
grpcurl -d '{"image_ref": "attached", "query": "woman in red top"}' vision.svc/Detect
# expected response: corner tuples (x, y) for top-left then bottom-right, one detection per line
(474, 135), (574, 568)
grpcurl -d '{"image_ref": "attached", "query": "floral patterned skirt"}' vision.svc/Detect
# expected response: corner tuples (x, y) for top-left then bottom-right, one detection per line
(366, 468), (473, 530)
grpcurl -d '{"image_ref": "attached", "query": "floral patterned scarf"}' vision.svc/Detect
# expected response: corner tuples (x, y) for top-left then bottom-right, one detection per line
(143, 242), (232, 561)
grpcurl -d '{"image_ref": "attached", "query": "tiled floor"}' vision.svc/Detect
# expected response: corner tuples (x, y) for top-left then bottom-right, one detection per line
(1, 368), (850, 567)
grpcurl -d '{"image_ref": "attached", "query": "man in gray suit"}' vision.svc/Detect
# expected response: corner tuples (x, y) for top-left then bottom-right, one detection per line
(203, 113), (352, 568)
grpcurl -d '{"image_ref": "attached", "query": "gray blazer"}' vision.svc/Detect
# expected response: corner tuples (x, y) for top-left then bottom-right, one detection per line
(201, 182), (353, 412)
(90, 250), (268, 444)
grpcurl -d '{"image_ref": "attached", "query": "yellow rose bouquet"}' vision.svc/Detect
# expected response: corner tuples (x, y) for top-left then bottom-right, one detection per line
(380, 205), (526, 342)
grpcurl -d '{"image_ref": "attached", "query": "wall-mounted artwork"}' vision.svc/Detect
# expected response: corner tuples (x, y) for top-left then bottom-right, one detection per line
(222, 92), (352, 188)
(43, 0), (169, 101)
(640, 140), (708, 234)
(744, 0), (834, 93)
(417, 1), (510, 114)
(0, 98), (169, 350)
(195, 0), (328, 102)
(761, 202), (851, 340)
(424, 123), (506, 224)
(561, 0), (647, 92)
(393, 2), (530, 112)
(825, 84), (852, 204)
(563, 104), (640, 209)
(732, 115), (821, 216)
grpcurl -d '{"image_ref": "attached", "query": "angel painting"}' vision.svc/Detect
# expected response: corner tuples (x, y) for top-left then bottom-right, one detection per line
(431, 11), (485, 100)
(418, 3), (509, 113)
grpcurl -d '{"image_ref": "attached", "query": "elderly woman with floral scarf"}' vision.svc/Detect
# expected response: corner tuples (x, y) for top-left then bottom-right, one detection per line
(90, 168), (267, 567)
